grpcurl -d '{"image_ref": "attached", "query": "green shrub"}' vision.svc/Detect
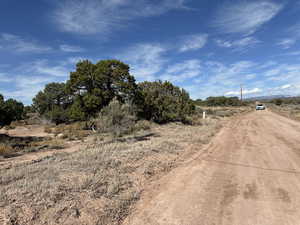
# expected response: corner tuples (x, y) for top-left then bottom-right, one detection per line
(138, 81), (195, 123)
(272, 98), (283, 106)
(205, 96), (241, 107)
(94, 98), (137, 137)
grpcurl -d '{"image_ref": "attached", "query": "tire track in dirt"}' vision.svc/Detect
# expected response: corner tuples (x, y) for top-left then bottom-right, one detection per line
(124, 111), (300, 225)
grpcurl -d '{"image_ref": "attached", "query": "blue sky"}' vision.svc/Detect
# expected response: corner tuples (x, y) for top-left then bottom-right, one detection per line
(1, 0), (300, 104)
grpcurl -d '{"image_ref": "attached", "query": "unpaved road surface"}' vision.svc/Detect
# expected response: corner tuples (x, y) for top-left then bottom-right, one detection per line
(125, 110), (300, 225)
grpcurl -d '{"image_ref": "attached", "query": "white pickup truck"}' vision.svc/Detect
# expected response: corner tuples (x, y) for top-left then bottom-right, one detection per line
(256, 103), (266, 110)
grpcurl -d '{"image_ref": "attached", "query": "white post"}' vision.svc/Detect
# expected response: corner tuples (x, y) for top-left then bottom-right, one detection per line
(203, 111), (206, 119)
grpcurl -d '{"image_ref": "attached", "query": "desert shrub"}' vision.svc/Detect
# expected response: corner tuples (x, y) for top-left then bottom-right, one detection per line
(94, 98), (137, 137)
(0, 144), (14, 157)
(204, 96), (241, 107)
(133, 120), (152, 131)
(47, 122), (90, 141)
(3, 125), (15, 130)
(44, 126), (53, 134)
(271, 98), (283, 106)
(215, 110), (234, 117)
(182, 114), (203, 126)
(29, 139), (65, 151)
(138, 81), (195, 123)
(10, 120), (26, 127)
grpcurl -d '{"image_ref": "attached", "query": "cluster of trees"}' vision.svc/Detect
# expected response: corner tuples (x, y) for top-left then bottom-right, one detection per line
(0, 94), (24, 127)
(195, 96), (242, 107)
(33, 59), (195, 124)
(270, 97), (300, 105)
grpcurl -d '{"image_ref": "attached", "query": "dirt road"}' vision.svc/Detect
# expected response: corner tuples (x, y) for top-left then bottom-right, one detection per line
(125, 110), (300, 225)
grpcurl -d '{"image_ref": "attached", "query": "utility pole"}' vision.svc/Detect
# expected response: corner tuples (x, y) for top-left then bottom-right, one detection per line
(240, 84), (243, 102)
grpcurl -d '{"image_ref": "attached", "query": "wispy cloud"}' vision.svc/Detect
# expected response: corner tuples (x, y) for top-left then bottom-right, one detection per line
(54, 0), (187, 35)
(0, 58), (78, 104)
(0, 73), (12, 82)
(215, 37), (260, 51)
(161, 59), (201, 82)
(17, 60), (71, 77)
(179, 34), (208, 52)
(60, 44), (84, 52)
(0, 75), (54, 104)
(225, 88), (262, 96)
(118, 43), (168, 81)
(276, 38), (296, 49)
(213, 1), (283, 35)
(282, 51), (300, 56)
(192, 60), (262, 99)
(0, 33), (52, 53)
(288, 22), (300, 38)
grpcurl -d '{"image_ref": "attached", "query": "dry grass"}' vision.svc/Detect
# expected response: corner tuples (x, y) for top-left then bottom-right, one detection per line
(269, 104), (300, 121)
(0, 144), (14, 157)
(0, 110), (237, 224)
(202, 106), (251, 117)
(0, 133), (65, 158)
(44, 122), (91, 141)
(27, 139), (66, 152)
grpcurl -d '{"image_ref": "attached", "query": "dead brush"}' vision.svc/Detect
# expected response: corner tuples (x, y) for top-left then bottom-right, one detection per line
(46, 122), (90, 141)
(133, 120), (152, 132)
(0, 144), (14, 157)
(94, 98), (138, 138)
(44, 125), (54, 133)
(0, 116), (222, 225)
(29, 139), (66, 151)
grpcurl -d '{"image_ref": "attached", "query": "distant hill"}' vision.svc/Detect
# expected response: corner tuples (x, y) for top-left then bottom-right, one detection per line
(245, 95), (291, 101)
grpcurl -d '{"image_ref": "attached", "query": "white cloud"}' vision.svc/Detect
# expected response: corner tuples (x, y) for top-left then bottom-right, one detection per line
(288, 22), (300, 38)
(245, 74), (256, 80)
(119, 43), (168, 80)
(265, 68), (281, 77)
(213, 1), (283, 35)
(280, 84), (292, 89)
(60, 44), (84, 52)
(0, 33), (52, 53)
(193, 60), (260, 99)
(0, 76), (54, 105)
(264, 64), (300, 81)
(0, 73), (12, 82)
(215, 37), (260, 50)
(161, 59), (201, 82)
(0, 58), (78, 104)
(54, 0), (187, 35)
(276, 38), (296, 49)
(179, 34), (208, 52)
(225, 88), (262, 96)
(29, 60), (70, 77)
(283, 51), (300, 56)
(258, 61), (277, 69)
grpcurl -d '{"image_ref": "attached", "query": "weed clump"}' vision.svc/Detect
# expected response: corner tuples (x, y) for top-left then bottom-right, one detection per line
(94, 98), (137, 137)
(0, 144), (13, 157)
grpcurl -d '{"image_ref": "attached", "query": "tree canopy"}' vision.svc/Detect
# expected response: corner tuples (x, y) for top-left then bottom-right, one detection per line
(33, 82), (71, 124)
(33, 59), (196, 124)
(65, 59), (141, 121)
(0, 94), (24, 127)
(139, 81), (195, 123)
